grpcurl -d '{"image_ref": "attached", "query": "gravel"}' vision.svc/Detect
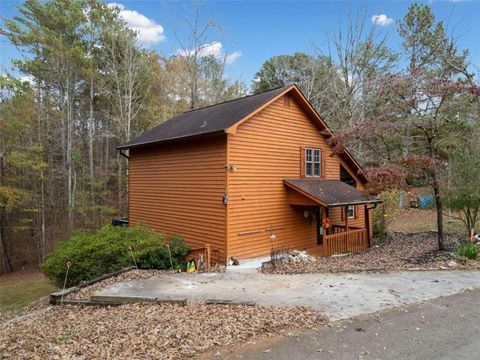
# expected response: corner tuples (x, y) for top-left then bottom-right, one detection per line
(0, 302), (326, 359)
(262, 232), (480, 274)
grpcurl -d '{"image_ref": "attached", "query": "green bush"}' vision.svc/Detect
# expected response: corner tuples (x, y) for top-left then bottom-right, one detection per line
(41, 225), (190, 287)
(455, 242), (479, 260)
(137, 235), (190, 270)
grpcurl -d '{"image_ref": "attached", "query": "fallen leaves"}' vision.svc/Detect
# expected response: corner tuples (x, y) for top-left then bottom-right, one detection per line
(262, 232), (480, 274)
(0, 302), (326, 359)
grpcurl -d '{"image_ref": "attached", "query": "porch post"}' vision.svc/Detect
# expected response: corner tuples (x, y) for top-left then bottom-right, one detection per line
(365, 204), (370, 247)
(344, 206), (349, 232)
(321, 206), (326, 243)
(325, 207), (330, 235)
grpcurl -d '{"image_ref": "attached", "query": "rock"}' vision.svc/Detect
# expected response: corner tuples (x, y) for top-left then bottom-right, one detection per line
(447, 260), (458, 268)
(287, 250), (315, 263)
(229, 256), (240, 266)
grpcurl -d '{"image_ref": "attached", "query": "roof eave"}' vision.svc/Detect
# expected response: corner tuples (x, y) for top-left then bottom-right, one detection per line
(117, 130), (226, 150)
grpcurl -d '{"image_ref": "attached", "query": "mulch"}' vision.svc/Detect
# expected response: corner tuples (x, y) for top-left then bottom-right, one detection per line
(262, 232), (480, 274)
(0, 302), (325, 359)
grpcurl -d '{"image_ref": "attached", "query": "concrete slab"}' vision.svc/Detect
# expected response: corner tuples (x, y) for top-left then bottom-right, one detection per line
(226, 256), (270, 272)
(93, 271), (480, 320)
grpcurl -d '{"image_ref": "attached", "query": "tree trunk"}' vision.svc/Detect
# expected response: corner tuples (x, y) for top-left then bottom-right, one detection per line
(66, 76), (74, 234)
(88, 78), (95, 222)
(432, 176), (445, 250)
(0, 154), (12, 273)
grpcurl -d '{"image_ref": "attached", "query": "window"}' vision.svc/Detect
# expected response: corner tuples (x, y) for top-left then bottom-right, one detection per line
(340, 165), (356, 187)
(347, 205), (355, 219)
(305, 148), (321, 177)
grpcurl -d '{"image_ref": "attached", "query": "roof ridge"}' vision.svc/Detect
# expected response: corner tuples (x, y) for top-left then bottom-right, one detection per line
(181, 85), (290, 114)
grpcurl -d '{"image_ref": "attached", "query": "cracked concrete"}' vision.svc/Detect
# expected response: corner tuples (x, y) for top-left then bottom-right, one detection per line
(93, 270), (480, 319)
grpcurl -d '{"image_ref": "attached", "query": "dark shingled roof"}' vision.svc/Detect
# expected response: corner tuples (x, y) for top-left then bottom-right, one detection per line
(284, 179), (380, 206)
(118, 86), (288, 149)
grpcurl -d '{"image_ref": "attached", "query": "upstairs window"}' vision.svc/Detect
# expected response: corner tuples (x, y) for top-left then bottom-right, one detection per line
(340, 165), (356, 187)
(306, 148), (321, 177)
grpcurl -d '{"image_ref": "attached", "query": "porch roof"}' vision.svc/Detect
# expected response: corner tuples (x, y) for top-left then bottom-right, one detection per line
(283, 179), (381, 207)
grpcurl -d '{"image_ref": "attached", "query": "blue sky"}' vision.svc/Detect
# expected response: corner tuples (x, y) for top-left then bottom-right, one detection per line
(1, 0), (479, 86)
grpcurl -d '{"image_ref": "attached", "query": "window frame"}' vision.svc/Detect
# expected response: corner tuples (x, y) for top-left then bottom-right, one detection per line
(305, 147), (321, 177)
(347, 205), (356, 219)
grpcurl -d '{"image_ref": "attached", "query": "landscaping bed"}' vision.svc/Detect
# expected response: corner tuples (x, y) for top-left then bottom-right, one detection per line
(0, 301), (325, 359)
(263, 232), (480, 274)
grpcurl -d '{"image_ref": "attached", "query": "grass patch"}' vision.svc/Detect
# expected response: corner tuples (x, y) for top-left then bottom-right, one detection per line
(0, 271), (57, 311)
(455, 242), (479, 260)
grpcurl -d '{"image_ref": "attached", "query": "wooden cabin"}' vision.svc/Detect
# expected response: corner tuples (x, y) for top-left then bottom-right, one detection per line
(119, 84), (380, 264)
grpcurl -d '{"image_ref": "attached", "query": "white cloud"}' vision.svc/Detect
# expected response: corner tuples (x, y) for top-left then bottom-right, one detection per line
(19, 75), (35, 85)
(225, 51), (242, 65)
(177, 41), (242, 65)
(371, 14), (394, 26)
(107, 3), (165, 46)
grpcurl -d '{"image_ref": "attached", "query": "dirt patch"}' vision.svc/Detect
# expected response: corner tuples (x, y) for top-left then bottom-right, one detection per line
(0, 302), (325, 359)
(263, 232), (480, 274)
(388, 208), (465, 233)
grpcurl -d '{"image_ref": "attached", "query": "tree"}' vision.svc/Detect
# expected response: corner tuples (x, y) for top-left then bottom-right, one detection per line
(333, 4), (479, 250)
(443, 149), (480, 237)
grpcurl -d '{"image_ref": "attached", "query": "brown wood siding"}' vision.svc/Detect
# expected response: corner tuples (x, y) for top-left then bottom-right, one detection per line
(128, 136), (227, 263)
(226, 95), (370, 259)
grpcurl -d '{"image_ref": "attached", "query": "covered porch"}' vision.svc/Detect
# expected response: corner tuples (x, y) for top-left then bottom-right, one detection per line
(284, 179), (381, 256)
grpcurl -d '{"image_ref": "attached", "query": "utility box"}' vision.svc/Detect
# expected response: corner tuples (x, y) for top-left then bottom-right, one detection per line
(112, 217), (129, 227)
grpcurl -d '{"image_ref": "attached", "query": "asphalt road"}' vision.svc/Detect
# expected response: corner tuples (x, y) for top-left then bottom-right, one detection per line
(204, 289), (480, 360)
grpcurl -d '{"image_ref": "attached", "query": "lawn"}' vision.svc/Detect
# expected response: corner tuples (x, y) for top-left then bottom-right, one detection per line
(0, 269), (57, 311)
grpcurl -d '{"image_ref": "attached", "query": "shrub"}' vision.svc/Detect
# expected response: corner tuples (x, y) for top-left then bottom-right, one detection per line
(41, 225), (190, 287)
(373, 191), (399, 243)
(455, 242), (479, 260)
(137, 235), (190, 271)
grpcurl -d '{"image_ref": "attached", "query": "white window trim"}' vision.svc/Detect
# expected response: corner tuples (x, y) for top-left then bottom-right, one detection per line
(347, 205), (355, 219)
(305, 148), (321, 177)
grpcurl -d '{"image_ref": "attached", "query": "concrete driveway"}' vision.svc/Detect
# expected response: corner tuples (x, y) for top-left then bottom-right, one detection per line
(201, 289), (480, 360)
(93, 270), (480, 319)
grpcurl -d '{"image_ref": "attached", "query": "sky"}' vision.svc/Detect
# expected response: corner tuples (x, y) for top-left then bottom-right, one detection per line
(1, 0), (479, 87)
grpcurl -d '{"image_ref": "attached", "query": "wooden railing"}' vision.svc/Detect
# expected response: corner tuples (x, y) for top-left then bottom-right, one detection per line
(331, 225), (362, 234)
(324, 228), (369, 256)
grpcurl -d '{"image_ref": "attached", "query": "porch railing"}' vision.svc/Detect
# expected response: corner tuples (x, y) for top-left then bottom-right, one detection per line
(324, 228), (368, 256)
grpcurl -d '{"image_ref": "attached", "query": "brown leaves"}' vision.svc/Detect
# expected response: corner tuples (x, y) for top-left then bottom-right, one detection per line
(0, 301), (326, 359)
(263, 232), (480, 275)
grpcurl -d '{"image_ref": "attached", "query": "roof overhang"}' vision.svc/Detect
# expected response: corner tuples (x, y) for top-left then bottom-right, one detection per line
(284, 179), (381, 207)
(117, 130), (225, 150)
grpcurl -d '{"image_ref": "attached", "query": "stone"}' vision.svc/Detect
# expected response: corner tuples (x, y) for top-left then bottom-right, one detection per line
(447, 260), (458, 268)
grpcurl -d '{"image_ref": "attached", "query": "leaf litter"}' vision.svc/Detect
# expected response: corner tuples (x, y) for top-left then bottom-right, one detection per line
(0, 301), (326, 359)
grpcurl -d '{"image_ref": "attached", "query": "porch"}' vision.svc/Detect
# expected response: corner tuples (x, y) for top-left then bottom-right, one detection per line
(284, 179), (380, 257)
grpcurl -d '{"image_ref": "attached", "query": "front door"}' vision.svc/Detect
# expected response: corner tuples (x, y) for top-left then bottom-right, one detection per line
(316, 207), (323, 245)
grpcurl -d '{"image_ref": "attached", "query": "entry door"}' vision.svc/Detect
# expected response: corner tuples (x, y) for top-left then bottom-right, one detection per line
(316, 207), (323, 245)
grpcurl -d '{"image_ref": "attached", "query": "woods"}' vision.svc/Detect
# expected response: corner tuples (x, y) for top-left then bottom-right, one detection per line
(0, 1), (479, 273)
(0, 0), (245, 273)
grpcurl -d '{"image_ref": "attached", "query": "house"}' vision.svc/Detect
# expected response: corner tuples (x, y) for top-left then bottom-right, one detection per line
(118, 84), (380, 264)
